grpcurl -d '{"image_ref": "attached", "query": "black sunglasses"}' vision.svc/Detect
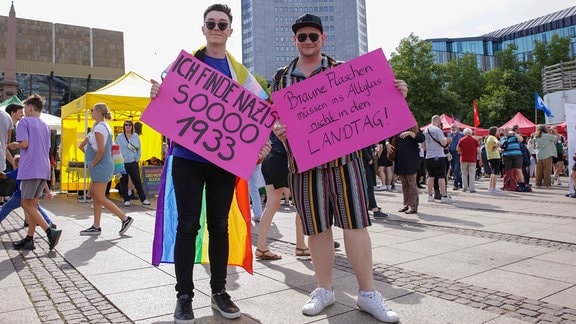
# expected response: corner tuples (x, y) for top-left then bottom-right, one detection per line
(205, 21), (229, 31)
(296, 33), (320, 42)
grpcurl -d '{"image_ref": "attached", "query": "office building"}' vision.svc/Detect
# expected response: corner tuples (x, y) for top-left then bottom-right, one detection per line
(241, 0), (368, 80)
(0, 3), (124, 114)
(428, 6), (576, 71)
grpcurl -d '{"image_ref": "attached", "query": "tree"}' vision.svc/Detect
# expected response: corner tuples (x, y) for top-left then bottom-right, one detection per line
(389, 33), (449, 126)
(445, 53), (485, 125)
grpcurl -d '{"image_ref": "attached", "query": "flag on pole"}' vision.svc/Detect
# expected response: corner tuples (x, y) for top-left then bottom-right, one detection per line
(473, 100), (480, 127)
(535, 92), (554, 117)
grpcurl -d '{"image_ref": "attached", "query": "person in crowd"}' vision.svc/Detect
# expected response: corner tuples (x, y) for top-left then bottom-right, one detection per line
(499, 125), (526, 191)
(485, 126), (502, 192)
(248, 164), (264, 222)
(457, 128), (481, 193)
(271, 13), (405, 322)
(149, 4), (273, 323)
(79, 103), (134, 236)
(447, 123), (464, 190)
(1, 103), (23, 205)
(115, 119), (150, 206)
(550, 126), (565, 185)
(569, 152), (576, 197)
(7, 94), (62, 251)
(376, 138), (394, 191)
(0, 155), (56, 239)
(532, 124), (557, 188)
(392, 124), (425, 213)
(424, 115), (453, 203)
(519, 135), (532, 188)
(417, 142), (426, 189)
(362, 145), (388, 219)
(480, 137), (491, 176)
(0, 104), (15, 205)
(255, 132), (310, 259)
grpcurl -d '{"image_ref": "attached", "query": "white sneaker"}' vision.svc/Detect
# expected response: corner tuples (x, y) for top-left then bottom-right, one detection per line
(440, 195), (453, 203)
(427, 194), (434, 202)
(357, 291), (399, 323)
(124, 201), (131, 207)
(142, 199), (151, 205)
(490, 188), (503, 193)
(302, 288), (336, 316)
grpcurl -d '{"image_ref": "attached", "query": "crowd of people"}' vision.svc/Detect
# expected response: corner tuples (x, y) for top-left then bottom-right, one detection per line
(2, 3), (575, 324)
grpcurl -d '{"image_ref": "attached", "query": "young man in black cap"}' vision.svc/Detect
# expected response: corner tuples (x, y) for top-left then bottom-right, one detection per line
(271, 13), (405, 323)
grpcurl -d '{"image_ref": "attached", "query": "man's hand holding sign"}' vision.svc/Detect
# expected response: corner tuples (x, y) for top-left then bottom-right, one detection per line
(271, 48), (412, 172)
(143, 50), (276, 179)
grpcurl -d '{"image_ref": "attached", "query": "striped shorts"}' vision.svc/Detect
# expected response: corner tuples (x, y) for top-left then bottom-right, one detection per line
(289, 158), (371, 235)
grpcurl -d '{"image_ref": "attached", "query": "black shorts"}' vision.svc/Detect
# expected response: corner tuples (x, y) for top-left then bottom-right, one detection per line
(503, 155), (523, 169)
(426, 157), (447, 178)
(261, 151), (289, 189)
(553, 155), (564, 164)
(489, 158), (502, 175)
(377, 152), (393, 167)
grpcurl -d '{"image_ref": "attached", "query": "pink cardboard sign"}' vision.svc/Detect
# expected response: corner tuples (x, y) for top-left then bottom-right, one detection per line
(141, 50), (277, 179)
(270, 48), (415, 172)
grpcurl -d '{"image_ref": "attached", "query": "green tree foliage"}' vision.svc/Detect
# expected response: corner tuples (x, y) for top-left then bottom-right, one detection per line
(445, 53), (485, 124)
(388, 32), (571, 129)
(389, 33), (449, 126)
(254, 73), (271, 97)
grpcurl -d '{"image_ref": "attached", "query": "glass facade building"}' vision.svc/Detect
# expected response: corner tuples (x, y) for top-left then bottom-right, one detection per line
(428, 6), (576, 71)
(241, 0), (368, 81)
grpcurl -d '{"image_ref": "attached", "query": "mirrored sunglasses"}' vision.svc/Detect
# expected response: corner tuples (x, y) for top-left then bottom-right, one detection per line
(296, 33), (320, 42)
(205, 21), (229, 31)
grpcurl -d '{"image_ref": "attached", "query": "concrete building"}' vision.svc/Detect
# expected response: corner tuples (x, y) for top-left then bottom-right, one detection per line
(240, 0), (368, 81)
(428, 6), (576, 71)
(0, 3), (124, 115)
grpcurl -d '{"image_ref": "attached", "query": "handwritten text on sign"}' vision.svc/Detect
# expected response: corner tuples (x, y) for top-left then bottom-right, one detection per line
(271, 48), (415, 172)
(141, 50), (276, 179)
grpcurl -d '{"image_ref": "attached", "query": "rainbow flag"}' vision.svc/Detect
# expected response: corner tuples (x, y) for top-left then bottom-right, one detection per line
(151, 152), (253, 273)
(151, 47), (268, 274)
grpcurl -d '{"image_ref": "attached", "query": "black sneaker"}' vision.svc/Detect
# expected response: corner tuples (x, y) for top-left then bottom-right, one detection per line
(13, 238), (35, 250)
(373, 210), (389, 219)
(49, 223), (57, 230)
(80, 226), (101, 236)
(119, 216), (134, 235)
(174, 294), (194, 323)
(46, 228), (62, 250)
(211, 291), (240, 319)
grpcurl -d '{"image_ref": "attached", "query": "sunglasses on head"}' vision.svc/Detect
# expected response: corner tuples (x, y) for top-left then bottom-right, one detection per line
(205, 21), (229, 31)
(296, 33), (320, 42)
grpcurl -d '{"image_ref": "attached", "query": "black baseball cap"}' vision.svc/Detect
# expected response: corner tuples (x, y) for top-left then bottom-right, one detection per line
(292, 13), (323, 34)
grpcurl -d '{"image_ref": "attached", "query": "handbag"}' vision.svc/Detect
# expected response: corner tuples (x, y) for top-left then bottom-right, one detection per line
(111, 144), (126, 175)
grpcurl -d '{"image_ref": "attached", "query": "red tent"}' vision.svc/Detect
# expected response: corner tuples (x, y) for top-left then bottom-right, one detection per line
(421, 113), (484, 133)
(500, 112), (536, 136)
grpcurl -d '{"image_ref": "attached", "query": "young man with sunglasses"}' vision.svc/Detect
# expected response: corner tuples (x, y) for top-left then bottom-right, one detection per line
(150, 4), (271, 324)
(272, 13), (406, 323)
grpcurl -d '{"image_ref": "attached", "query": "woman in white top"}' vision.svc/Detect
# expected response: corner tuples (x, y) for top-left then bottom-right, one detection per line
(80, 103), (134, 236)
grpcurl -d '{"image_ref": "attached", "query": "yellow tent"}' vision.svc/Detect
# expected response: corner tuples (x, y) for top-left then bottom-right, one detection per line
(60, 71), (162, 192)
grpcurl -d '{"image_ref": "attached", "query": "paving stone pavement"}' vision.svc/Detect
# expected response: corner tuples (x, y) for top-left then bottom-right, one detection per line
(0, 176), (575, 323)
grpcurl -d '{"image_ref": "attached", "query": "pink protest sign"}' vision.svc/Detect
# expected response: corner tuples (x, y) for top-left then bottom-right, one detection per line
(270, 48), (415, 172)
(141, 50), (277, 179)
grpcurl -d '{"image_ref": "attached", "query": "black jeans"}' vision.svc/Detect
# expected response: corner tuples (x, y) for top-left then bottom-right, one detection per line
(120, 162), (147, 202)
(364, 161), (378, 209)
(172, 157), (236, 298)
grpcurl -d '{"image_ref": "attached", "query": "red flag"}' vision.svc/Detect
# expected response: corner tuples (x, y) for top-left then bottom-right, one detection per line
(473, 100), (480, 127)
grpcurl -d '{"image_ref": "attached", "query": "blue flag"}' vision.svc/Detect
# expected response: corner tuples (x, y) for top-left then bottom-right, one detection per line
(535, 93), (554, 117)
